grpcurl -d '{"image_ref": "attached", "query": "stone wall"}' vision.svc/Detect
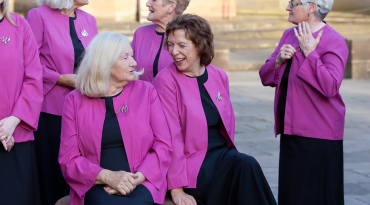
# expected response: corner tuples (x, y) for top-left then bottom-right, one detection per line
(82, 0), (137, 22)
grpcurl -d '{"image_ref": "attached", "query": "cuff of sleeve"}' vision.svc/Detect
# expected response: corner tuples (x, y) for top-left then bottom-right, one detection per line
(75, 166), (104, 199)
(10, 112), (36, 132)
(43, 69), (61, 95)
(297, 50), (319, 79)
(136, 166), (162, 190)
(167, 176), (189, 190)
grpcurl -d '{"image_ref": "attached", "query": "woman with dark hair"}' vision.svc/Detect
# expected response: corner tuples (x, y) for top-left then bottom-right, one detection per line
(27, 0), (98, 204)
(153, 14), (276, 205)
(0, 0), (43, 204)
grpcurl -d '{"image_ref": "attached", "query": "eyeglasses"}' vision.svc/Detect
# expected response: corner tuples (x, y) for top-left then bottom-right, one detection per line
(288, 1), (321, 8)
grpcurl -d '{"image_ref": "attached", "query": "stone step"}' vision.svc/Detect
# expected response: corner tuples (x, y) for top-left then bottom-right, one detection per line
(217, 39), (280, 49)
(229, 49), (274, 71)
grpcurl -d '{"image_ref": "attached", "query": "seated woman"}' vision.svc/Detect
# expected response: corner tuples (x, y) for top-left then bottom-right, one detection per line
(153, 14), (277, 205)
(58, 32), (172, 205)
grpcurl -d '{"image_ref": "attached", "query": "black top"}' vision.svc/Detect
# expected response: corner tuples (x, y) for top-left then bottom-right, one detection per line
(278, 59), (292, 134)
(153, 31), (165, 77)
(0, 17), (4, 24)
(191, 68), (228, 158)
(69, 14), (85, 74)
(100, 92), (130, 172)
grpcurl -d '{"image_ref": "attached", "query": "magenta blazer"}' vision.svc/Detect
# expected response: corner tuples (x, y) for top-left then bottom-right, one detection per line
(27, 5), (98, 116)
(153, 63), (236, 190)
(259, 24), (348, 140)
(132, 24), (173, 83)
(59, 81), (172, 205)
(0, 14), (43, 143)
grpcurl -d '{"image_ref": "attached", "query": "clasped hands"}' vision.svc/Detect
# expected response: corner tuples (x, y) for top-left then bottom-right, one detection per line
(0, 116), (21, 152)
(276, 21), (323, 67)
(98, 170), (146, 196)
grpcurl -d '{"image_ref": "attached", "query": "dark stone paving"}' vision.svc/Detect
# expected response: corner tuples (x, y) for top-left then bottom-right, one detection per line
(229, 71), (370, 204)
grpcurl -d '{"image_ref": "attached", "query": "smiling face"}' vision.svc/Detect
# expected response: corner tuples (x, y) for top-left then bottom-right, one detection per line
(167, 29), (202, 75)
(110, 46), (137, 85)
(146, 0), (172, 23)
(286, 0), (309, 25)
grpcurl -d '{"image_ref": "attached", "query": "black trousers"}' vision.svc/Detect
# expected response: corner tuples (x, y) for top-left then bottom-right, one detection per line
(278, 134), (344, 205)
(85, 184), (154, 205)
(34, 112), (70, 205)
(0, 141), (41, 205)
(184, 147), (277, 205)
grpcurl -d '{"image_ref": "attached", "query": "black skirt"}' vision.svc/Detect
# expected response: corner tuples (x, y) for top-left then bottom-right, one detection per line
(184, 147), (277, 205)
(0, 141), (41, 205)
(34, 112), (70, 205)
(278, 134), (344, 205)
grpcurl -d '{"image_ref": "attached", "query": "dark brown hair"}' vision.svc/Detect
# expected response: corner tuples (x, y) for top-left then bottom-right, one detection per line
(164, 14), (214, 66)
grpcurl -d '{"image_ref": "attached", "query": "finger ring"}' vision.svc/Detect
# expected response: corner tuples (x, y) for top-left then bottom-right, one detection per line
(299, 32), (303, 36)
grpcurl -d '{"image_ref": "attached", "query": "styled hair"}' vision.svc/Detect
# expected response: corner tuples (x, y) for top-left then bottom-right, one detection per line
(36, 0), (73, 9)
(75, 32), (142, 98)
(163, 0), (190, 15)
(164, 14), (214, 66)
(1, 0), (16, 26)
(301, 0), (333, 20)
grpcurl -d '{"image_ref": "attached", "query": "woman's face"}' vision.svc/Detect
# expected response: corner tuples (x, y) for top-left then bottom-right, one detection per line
(167, 29), (201, 74)
(286, 0), (309, 25)
(146, 0), (172, 23)
(74, 0), (89, 7)
(110, 46), (137, 85)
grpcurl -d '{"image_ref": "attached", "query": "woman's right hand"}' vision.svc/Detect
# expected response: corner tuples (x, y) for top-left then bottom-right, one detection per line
(171, 188), (197, 205)
(276, 44), (296, 68)
(57, 74), (76, 88)
(98, 170), (138, 196)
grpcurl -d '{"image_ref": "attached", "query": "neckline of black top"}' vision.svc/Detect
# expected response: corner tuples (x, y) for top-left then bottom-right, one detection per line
(155, 30), (165, 36)
(185, 67), (207, 78)
(0, 17), (4, 24)
(69, 14), (77, 21)
(100, 89), (123, 99)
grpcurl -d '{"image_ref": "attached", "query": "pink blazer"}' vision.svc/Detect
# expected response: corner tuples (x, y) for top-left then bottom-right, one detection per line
(0, 13), (43, 143)
(132, 24), (173, 83)
(153, 63), (236, 190)
(259, 24), (348, 140)
(27, 5), (98, 116)
(59, 81), (172, 205)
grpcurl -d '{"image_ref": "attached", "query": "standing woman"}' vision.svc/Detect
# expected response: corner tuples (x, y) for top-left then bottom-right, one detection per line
(154, 14), (276, 205)
(0, 0), (43, 204)
(132, 0), (190, 83)
(26, 0), (98, 204)
(259, 0), (348, 205)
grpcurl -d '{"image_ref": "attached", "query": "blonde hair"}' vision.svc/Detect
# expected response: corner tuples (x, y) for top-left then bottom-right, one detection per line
(36, 0), (73, 9)
(1, 0), (17, 26)
(163, 0), (190, 14)
(75, 32), (143, 98)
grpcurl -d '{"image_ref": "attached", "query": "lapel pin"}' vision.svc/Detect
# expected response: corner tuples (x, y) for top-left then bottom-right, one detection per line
(116, 104), (128, 113)
(1, 37), (10, 45)
(81, 30), (88, 37)
(216, 92), (223, 102)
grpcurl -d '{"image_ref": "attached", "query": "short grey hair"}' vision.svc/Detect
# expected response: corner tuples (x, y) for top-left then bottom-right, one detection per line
(301, 0), (333, 20)
(163, 0), (190, 15)
(36, 0), (73, 9)
(76, 32), (142, 98)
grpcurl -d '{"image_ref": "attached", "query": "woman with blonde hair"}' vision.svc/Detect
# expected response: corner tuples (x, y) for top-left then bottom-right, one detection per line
(0, 0), (43, 204)
(59, 32), (172, 205)
(132, 0), (190, 83)
(26, 0), (98, 204)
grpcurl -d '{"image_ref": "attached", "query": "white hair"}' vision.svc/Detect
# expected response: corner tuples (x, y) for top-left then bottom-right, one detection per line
(1, 0), (16, 26)
(301, 0), (333, 20)
(75, 32), (143, 98)
(163, 0), (190, 14)
(36, 0), (73, 9)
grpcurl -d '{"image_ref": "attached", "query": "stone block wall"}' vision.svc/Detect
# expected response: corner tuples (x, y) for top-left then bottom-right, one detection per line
(345, 37), (370, 79)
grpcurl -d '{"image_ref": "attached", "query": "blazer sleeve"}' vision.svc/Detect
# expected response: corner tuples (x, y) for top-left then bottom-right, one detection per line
(153, 77), (189, 189)
(59, 94), (103, 199)
(11, 21), (43, 133)
(27, 10), (61, 95)
(259, 30), (288, 87)
(135, 87), (172, 190)
(297, 36), (349, 98)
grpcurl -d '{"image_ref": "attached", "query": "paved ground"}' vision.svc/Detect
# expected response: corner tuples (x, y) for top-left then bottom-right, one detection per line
(229, 71), (370, 204)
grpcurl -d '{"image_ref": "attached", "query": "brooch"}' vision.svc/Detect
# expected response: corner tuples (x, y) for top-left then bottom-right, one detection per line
(116, 104), (128, 113)
(216, 92), (223, 102)
(1, 37), (10, 45)
(81, 30), (88, 37)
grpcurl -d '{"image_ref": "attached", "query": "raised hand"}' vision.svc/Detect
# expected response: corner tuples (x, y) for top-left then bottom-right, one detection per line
(276, 44), (297, 68)
(294, 21), (323, 57)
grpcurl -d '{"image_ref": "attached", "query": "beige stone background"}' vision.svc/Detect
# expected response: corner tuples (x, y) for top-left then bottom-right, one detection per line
(9, 0), (370, 79)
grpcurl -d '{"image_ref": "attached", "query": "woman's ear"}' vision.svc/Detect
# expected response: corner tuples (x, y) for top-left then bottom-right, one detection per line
(169, 1), (177, 14)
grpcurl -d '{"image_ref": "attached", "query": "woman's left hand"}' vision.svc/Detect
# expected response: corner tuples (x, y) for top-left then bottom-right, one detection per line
(0, 116), (21, 143)
(1, 135), (15, 152)
(103, 172), (146, 195)
(294, 21), (323, 57)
